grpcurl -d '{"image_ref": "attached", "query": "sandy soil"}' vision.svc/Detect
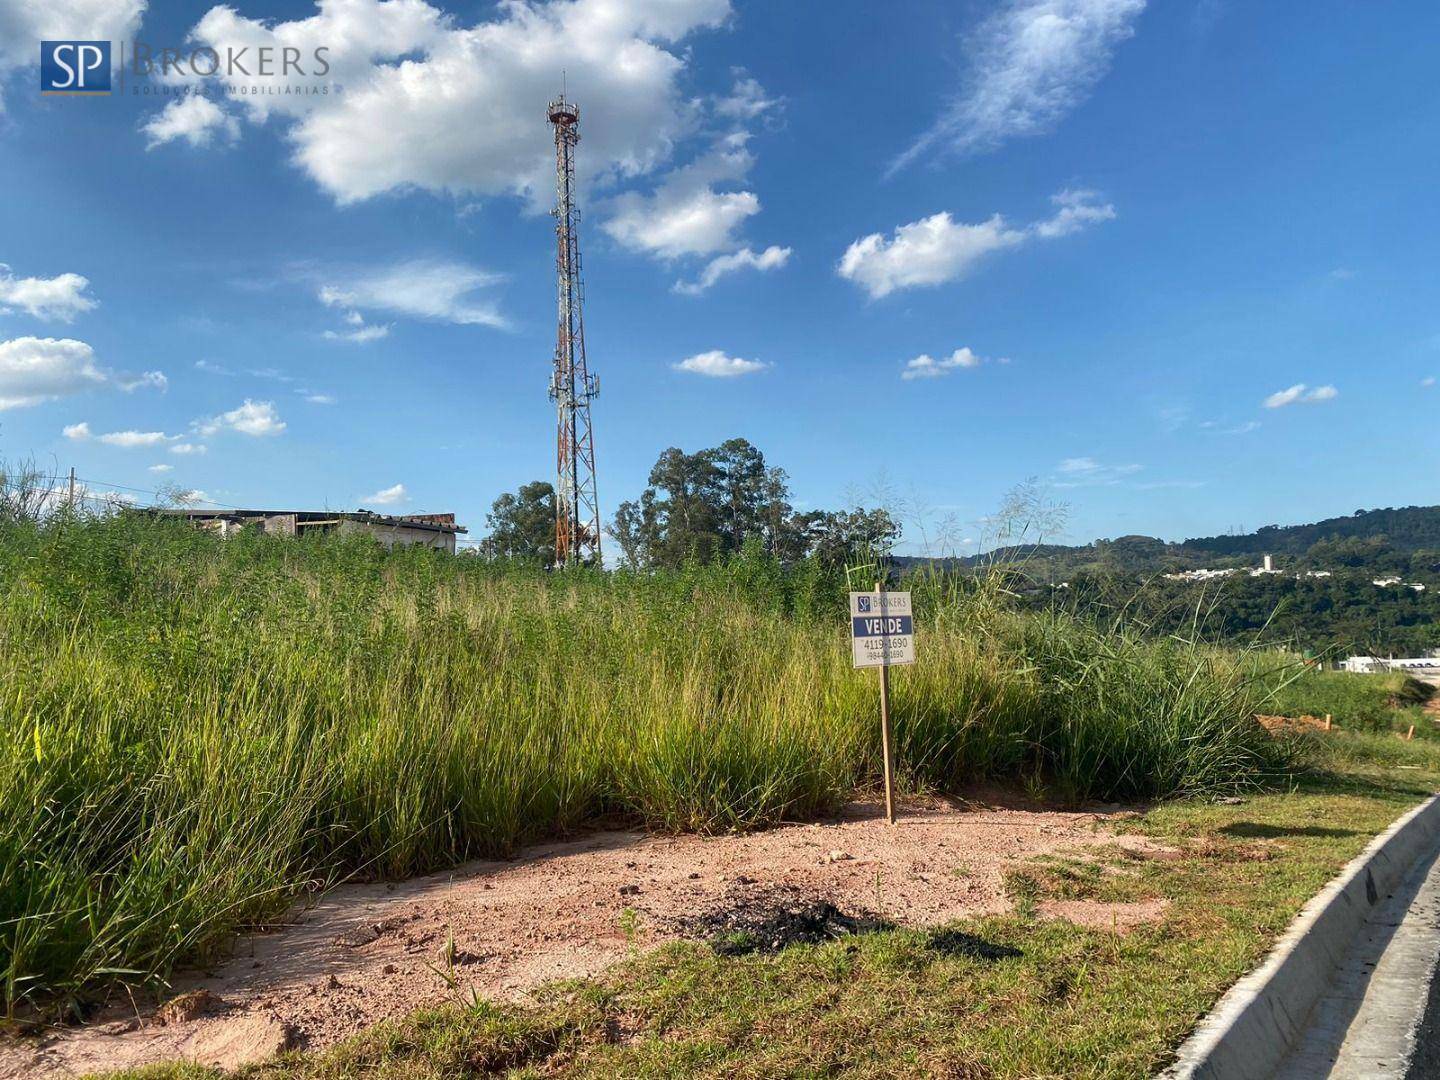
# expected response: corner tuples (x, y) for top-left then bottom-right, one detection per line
(1, 795), (1167, 1078)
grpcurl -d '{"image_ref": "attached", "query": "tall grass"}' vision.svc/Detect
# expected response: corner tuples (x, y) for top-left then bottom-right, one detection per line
(0, 514), (1284, 1015)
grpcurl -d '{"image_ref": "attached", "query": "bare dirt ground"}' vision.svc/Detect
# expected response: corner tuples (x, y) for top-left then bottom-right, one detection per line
(1, 795), (1169, 1079)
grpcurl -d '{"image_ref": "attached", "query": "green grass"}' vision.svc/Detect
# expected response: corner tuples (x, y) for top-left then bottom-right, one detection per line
(94, 737), (1440, 1080)
(1, 514), (1286, 1015)
(1254, 661), (1435, 735)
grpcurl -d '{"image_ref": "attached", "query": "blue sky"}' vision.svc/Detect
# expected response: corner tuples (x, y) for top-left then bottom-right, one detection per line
(1, 0), (1437, 555)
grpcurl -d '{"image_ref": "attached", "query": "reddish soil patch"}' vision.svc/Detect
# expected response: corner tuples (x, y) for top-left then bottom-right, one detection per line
(1257, 713), (1330, 734)
(1, 795), (1152, 1078)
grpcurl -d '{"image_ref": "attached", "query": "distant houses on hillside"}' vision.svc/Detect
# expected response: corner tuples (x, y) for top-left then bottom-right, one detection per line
(1163, 555), (1426, 592)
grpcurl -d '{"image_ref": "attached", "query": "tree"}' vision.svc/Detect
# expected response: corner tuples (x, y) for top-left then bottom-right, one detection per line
(482, 481), (556, 566)
(609, 439), (903, 571)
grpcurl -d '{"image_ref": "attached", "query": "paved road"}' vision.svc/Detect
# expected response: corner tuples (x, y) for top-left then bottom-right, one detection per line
(1275, 839), (1440, 1078)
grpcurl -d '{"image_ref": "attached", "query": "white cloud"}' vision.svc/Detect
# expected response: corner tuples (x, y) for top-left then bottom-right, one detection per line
(673, 245), (790, 295)
(715, 72), (779, 121)
(302, 391), (336, 404)
(902, 346), (1004, 380)
(64, 422), (175, 448)
(1029, 188), (1118, 238)
(363, 482), (407, 506)
(0, 337), (107, 409)
(838, 190), (1114, 299)
(1423, 376), (1436, 388)
(0, 265), (97, 321)
(196, 399), (286, 437)
(156, 0), (731, 206)
(890, 0), (1146, 173)
(318, 260), (505, 329)
(673, 349), (767, 377)
(1053, 456), (1142, 487)
(141, 95), (241, 149)
(148, 463), (174, 473)
(115, 370), (168, 392)
(169, 442), (207, 455)
(98, 430), (171, 448)
(0, 0), (145, 112)
(603, 133), (760, 259)
(1263, 383), (1338, 408)
(323, 323), (391, 343)
(0, 336), (166, 410)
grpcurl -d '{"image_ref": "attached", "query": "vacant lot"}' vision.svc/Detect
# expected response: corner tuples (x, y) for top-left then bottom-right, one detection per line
(0, 516), (1286, 1015)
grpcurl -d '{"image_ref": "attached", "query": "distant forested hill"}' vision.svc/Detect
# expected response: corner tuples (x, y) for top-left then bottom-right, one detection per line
(901, 505), (1440, 580)
(895, 505), (1440, 654)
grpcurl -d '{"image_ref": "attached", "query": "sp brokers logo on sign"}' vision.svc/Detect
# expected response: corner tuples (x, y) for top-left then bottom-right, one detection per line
(41, 42), (112, 95)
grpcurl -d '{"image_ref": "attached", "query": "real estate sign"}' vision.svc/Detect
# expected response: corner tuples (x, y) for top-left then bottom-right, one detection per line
(849, 591), (915, 668)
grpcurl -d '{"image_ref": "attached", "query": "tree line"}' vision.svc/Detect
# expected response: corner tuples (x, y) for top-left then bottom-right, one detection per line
(481, 437), (898, 571)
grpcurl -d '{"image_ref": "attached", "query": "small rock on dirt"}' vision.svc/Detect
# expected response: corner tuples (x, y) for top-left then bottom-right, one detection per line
(617, 884), (641, 896)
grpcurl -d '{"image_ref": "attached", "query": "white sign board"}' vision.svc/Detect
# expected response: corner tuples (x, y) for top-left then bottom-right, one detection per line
(849, 591), (915, 668)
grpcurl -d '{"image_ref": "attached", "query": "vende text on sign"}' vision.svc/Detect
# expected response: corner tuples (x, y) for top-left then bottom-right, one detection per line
(849, 591), (915, 668)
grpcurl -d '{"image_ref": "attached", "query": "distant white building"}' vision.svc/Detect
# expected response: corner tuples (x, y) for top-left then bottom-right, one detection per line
(1343, 656), (1440, 676)
(1164, 567), (1240, 582)
(1250, 553), (1283, 577)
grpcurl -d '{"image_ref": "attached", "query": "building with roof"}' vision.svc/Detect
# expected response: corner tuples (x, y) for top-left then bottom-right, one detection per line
(159, 508), (467, 553)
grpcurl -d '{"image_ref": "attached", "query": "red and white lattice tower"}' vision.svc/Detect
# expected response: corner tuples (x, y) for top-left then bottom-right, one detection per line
(547, 95), (601, 567)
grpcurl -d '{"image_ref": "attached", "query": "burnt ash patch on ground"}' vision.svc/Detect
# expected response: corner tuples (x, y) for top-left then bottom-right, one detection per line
(669, 885), (893, 956)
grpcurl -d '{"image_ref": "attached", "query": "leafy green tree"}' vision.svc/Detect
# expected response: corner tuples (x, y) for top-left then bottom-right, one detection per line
(481, 481), (556, 566)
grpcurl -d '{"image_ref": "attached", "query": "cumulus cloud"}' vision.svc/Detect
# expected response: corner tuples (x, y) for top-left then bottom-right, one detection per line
(839, 190), (1114, 299)
(195, 399), (285, 437)
(673, 349), (767, 377)
(603, 133), (760, 259)
(154, 0), (731, 206)
(0, 0), (145, 111)
(148, 463), (174, 473)
(318, 260), (505, 329)
(901, 347), (1005, 380)
(363, 482), (407, 506)
(0, 336), (167, 410)
(0, 337), (107, 409)
(169, 442), (207, 455)
(891, 0), (1146, 173)
(141, 95), (240, 149)
(0, 264), (97, 321)
(1263, 383), (1338, 408)
(673, 245), (790, 295)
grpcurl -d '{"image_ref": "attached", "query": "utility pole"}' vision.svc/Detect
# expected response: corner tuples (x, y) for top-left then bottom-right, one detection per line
(547, 95), (602, 568)
(68, 467), (76, 509)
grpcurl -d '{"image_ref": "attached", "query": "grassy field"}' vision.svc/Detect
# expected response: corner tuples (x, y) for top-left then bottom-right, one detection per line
(99, 734), (1440, 1080)
(0, 514), (1287, 1016)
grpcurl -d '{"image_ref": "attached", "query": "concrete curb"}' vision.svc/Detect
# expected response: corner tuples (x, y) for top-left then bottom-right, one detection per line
(1161, 791), (1440, 1080)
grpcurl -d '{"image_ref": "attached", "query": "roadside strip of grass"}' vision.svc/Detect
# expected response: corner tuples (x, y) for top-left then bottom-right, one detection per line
(97, 733), (1440, 1080)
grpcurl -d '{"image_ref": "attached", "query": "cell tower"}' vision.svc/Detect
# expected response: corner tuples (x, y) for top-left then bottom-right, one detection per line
(547, 94), (601, 568)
